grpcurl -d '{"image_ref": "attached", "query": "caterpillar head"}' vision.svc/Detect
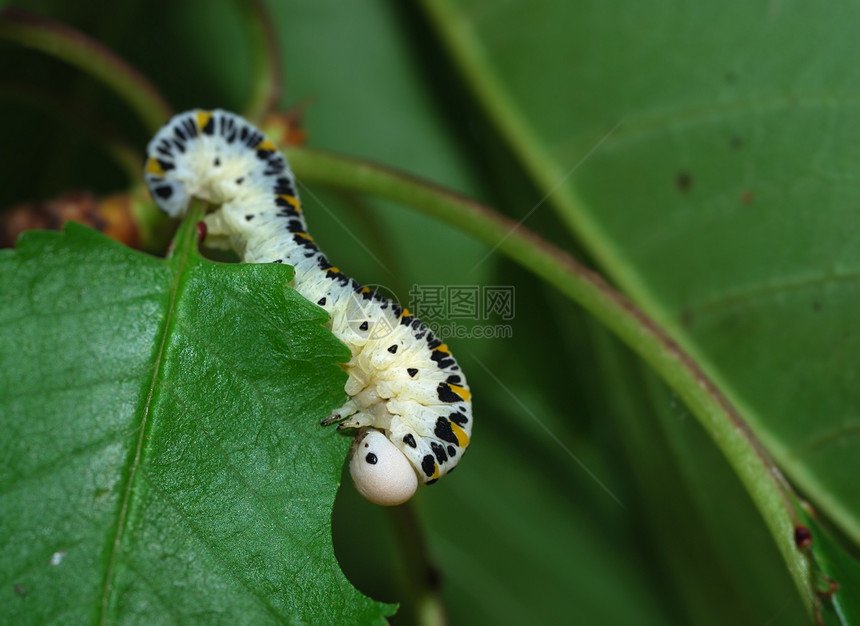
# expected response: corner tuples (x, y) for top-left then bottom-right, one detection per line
(349, 429), (417, 506)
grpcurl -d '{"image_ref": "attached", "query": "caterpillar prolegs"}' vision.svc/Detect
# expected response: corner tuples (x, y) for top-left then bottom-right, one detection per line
(144, 109), (472, 505)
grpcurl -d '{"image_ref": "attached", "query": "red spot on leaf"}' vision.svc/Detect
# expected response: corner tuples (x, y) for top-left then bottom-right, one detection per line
(794, 525), (813, 549)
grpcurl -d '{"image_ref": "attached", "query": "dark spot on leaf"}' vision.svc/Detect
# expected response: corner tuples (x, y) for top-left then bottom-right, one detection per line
(741, 191), (754, 205)
(676, 172), (693, 194)
(794, 525), (813, 549)
(730, 136), (744, 150)
(681, 309), (694, 330)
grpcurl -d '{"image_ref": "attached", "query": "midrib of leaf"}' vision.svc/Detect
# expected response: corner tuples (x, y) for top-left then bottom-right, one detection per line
(98, 206), (202, 624)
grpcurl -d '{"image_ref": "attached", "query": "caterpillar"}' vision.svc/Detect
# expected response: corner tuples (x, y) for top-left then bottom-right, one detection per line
(144, 109), (472, 506)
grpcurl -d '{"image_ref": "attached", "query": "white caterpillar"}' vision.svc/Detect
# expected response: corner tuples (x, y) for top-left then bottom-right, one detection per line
(144, 109), (472, 506)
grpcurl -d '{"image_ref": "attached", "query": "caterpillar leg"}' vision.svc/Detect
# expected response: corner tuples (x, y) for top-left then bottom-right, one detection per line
(320, 398), (360, 427)
(321, 409), (377, 431)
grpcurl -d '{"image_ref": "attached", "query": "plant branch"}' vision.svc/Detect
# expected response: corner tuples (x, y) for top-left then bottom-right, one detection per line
(0, 7), (172, 133)
(387, 504), (447, 626)
(0, 82), (142, 182)
(237, 0), (282, 123)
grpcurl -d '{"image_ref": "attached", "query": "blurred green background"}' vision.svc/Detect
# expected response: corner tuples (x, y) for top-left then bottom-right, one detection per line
(5, 0), (860, 623)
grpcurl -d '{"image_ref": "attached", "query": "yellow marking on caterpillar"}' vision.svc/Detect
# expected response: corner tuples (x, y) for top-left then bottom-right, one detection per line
(256, 138), (277, 151)
(361, 286), (371, 294)
(278, 194), (302, 212)
(450, 422), (470, 448)
(195, 110), (213, 132)
(431, 462), (440, 480)
(328, 267), (340, 273)
(295, 232), (314, 241)
(145, 157), (165, 176)
(402, 308), (411, 317)
(448, 384), (471, 402)
(436, 344), (451, 354)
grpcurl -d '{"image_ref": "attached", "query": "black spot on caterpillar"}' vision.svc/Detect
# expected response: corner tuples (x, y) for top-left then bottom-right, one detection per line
(144, 109), (473, 506)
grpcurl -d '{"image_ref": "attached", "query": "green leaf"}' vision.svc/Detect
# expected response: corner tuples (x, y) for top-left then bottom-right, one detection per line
(587, 317), (808, 626)
(0, 216), (394, 623)
(423, 0), (860, 614)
